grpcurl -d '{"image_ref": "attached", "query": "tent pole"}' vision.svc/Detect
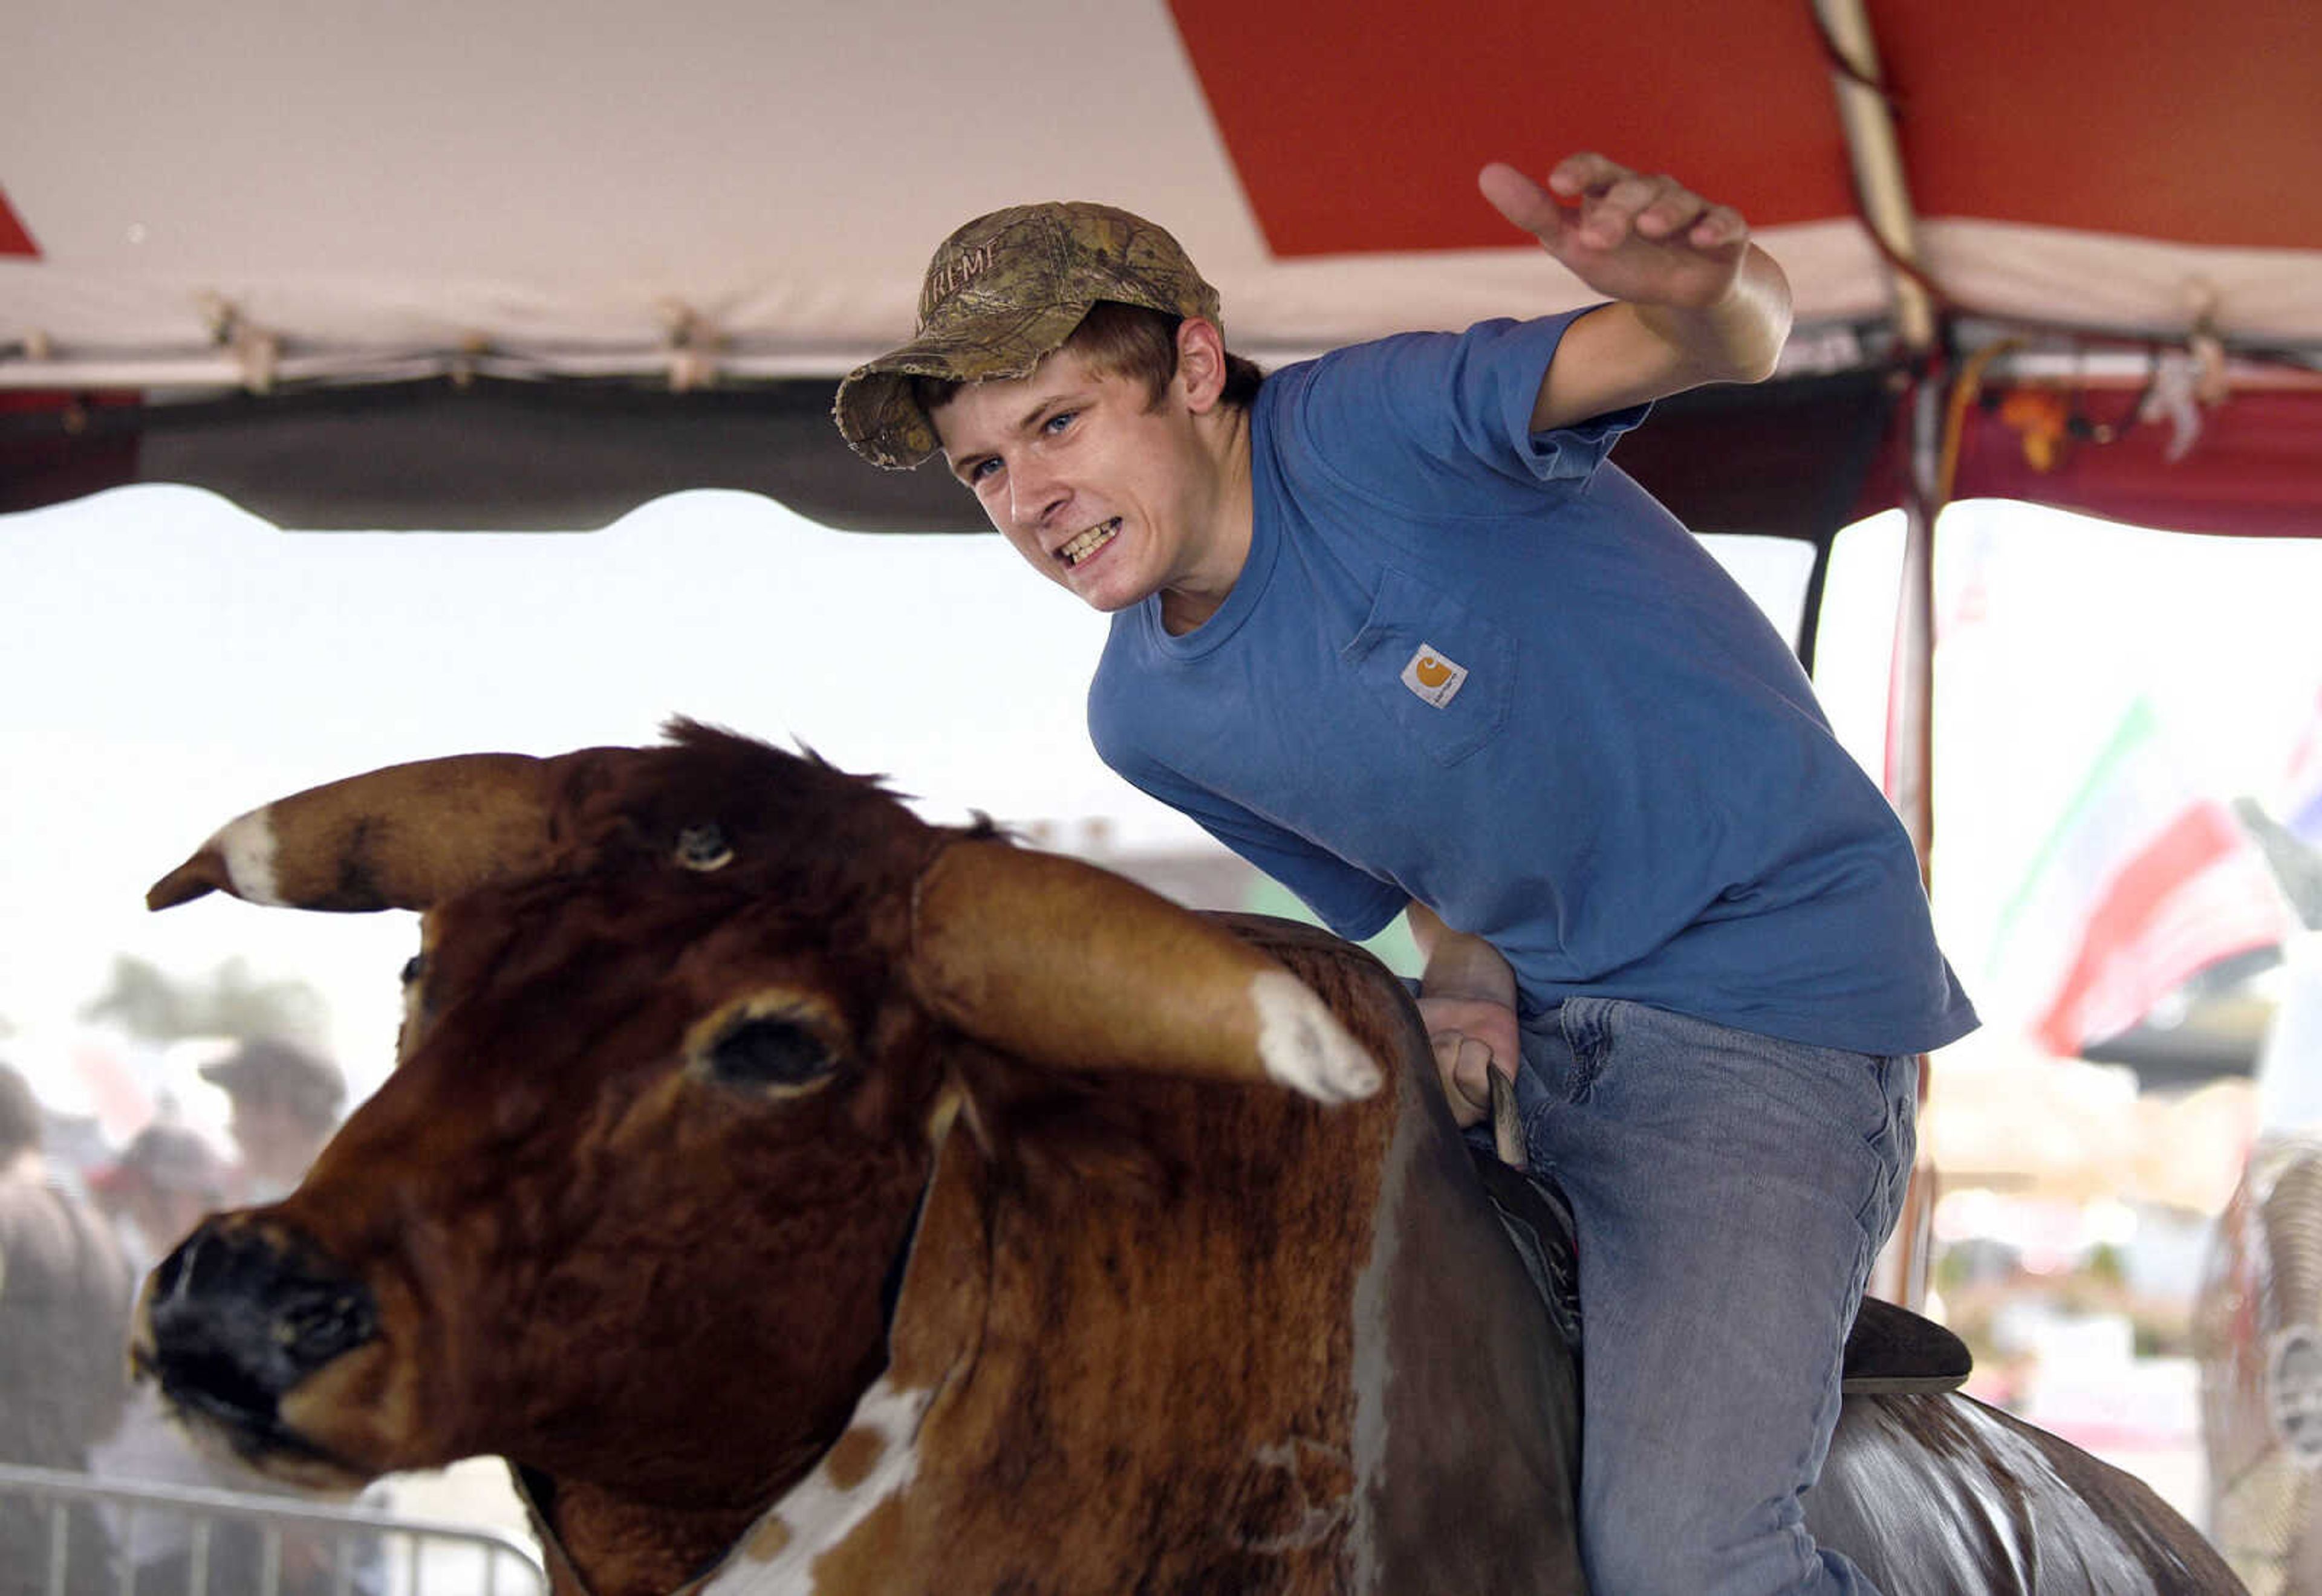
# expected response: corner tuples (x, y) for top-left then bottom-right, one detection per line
(1810, 0), (1937, 353)
(1814, 0), (1943, 1312)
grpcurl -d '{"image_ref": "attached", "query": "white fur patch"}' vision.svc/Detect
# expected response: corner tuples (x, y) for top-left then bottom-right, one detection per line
(698, 1375), (930, 1593)
(212, 811), (285, 906)
(1253, 970), (1381, 1103)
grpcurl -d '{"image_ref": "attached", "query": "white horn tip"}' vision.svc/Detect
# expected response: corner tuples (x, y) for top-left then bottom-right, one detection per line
(1252, 970), (1382, 1103)
(148, 812), (285, 910)
(209, 812), (287, 906)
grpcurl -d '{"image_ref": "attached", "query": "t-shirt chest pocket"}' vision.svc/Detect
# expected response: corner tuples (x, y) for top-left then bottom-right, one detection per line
(1338, 566), (1515, 766)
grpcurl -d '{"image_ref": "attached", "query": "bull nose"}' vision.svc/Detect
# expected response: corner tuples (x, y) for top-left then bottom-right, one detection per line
(142, 1221), (379, 1434)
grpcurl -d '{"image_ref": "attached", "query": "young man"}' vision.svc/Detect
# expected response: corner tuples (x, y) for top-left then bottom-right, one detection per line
(0, 1062), (133, 1596)
(834, 154), (1975, 1595)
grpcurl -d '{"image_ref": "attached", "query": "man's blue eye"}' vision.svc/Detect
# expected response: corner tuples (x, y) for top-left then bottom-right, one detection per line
(1043, 411), (1075, 433)
(968, 458), (1001, 483)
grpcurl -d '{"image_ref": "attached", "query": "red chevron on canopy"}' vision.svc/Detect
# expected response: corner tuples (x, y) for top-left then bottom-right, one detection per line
(1166, 0), (2322, 256)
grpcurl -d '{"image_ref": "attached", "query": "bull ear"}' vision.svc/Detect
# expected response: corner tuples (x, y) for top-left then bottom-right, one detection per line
(146, 753), (573, 913)
(906, 840), (1381, 1105)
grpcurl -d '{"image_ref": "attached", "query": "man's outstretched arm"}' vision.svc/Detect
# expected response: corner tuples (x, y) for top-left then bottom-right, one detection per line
(1480, 151), (1793, 432)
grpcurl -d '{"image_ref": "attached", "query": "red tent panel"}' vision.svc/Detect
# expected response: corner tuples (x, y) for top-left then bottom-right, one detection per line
(1168, 0), (2322, 258)
(1167, 0), (1853, 254)
(1872, 0), (2322, 247)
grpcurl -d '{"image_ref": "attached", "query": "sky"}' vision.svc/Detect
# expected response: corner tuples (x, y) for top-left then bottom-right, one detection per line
(3, 483), (2317, 1128)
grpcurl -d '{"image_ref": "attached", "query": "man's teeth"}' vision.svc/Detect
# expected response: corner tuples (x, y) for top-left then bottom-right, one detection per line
(1059, 519), (1120, 567)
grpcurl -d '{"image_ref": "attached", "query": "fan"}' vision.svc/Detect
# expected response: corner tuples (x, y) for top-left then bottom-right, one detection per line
(2196, 1134), (2322, 1594)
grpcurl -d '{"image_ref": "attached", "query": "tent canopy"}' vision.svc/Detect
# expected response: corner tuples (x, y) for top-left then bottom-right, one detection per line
(4, 0), (2317, 536)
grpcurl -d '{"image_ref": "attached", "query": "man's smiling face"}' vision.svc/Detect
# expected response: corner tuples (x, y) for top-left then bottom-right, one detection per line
(931, 337), (1244, 625)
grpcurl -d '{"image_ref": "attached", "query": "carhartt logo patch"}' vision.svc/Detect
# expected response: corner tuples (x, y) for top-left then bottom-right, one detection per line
(1401, 644), (1468, 708)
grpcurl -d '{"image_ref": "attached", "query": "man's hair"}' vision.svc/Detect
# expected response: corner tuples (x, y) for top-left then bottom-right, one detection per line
(911, 300), (1263, 425)
(0, 1061), (42, 1160)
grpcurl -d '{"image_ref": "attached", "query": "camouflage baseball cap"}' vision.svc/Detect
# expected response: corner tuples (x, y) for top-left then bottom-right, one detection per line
(833, 201), (1221, 470)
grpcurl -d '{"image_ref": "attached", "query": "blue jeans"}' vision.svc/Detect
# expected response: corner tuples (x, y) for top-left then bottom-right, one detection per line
(1511, 997), (1917, 1596)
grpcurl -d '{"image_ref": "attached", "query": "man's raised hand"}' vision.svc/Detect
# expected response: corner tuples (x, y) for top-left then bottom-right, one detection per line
(1480, 153), (1751, 312)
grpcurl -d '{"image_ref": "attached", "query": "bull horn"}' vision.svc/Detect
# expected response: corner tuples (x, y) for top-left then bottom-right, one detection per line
(146, 752), (572, 913)
(907, 839), (1382, 1105)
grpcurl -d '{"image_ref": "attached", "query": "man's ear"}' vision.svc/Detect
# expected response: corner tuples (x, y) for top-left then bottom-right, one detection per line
(1176, 317), (1230, 414)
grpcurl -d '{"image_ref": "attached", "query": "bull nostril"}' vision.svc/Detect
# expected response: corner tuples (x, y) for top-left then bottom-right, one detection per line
(278, 1285), (379, 1369)
(146, 1223), (380, 1436)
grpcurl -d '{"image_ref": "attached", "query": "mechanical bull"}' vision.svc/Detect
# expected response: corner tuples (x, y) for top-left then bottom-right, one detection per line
(132, 723), (2240, 1595)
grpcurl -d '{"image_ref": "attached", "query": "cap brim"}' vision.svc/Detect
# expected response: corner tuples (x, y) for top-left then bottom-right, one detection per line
(833, 301), (1091, 471)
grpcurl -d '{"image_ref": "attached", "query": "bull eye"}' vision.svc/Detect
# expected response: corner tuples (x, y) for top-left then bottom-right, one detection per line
(675, 825), (734, 872)
(400, 954), (424, 987)
(704, 1014), (840, 1093)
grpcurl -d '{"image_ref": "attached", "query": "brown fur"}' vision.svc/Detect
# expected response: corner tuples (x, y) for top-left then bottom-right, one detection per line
(778, 919), (1580, 1595)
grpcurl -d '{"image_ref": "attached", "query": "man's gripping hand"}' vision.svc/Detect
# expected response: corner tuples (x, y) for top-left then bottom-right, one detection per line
(1419, 992), (1523, 1131)
(1409, 902), (1524, 1134)
(1480, 152), (1749, 311)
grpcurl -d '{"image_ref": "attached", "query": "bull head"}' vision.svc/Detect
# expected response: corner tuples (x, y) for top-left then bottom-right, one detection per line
(131, 725), (1380, 1545)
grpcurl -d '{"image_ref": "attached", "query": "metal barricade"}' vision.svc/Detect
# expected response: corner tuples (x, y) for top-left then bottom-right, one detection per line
(0, 1464), (546, 1596)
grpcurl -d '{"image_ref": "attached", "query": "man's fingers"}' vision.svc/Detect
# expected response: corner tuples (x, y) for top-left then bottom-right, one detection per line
(1689, 203), (1747, 248)
(1429, 1030), (1499, 1129)
(1547, 150), (1626, 198)
(1487, 150), (1755, 307)
(1452, 1036), (1495, 1106)
(1586, 173), (1701, 248)
(1488, 155), (1737, 260)
(1478, 161), (1567, 242)
(1636, 186), (1711, 241)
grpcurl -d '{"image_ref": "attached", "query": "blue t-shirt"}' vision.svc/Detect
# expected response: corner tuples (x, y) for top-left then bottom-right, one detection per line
(1089, 312), (1976, 1056)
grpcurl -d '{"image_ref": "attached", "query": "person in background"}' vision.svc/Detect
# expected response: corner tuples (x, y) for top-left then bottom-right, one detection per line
(89, 1123), (229, 1274)
(85, 1124), (250, 1596)
(89, 1112), (385, 1596)
(0, 1060), (132, 1596)
(200, 1038), (346, 1202)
